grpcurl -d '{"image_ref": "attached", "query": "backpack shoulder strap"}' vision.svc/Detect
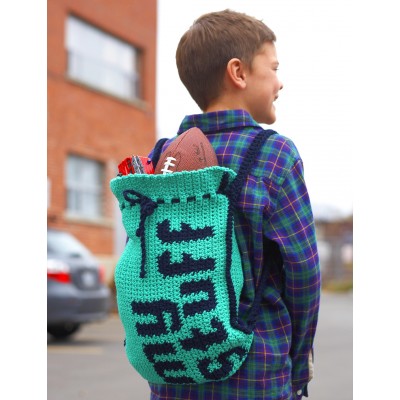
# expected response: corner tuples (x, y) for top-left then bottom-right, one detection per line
(226, 129), (278, 331)
(151, 137), (169, 169)
(227, 129), (277, 203)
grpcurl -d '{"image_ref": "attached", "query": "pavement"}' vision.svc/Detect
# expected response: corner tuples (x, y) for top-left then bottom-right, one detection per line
(307, 290), (353, 399)
(47, 290), (352, 400)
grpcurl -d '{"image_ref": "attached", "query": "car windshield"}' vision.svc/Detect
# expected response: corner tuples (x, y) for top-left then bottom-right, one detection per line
(47, 230), (92, 258)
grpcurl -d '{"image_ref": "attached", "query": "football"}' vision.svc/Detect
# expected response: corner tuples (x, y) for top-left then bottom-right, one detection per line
(154, 127), (218, 174)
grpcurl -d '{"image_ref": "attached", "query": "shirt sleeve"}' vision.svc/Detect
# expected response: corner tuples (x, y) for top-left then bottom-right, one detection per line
(264, 159), (321, 397)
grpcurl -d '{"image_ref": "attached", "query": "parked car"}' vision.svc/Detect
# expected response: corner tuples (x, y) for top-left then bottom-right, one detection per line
(47, 228), (111, 339)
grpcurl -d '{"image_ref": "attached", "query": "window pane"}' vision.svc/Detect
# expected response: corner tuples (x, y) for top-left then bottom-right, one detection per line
(66, 155), (104, 219)
(66, 15), (139, 101)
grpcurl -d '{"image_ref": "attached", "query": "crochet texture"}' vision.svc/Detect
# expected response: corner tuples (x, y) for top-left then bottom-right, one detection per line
(110, 166), (254, 384)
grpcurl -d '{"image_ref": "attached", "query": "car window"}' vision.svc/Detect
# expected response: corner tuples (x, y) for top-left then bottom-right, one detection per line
(47, 230), (92, 258)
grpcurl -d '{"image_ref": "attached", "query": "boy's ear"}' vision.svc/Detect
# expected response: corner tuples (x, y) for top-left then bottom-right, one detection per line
(226, 58), (247, 89)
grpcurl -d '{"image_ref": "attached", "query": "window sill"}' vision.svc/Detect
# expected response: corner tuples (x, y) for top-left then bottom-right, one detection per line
(65, 76), (148, 111)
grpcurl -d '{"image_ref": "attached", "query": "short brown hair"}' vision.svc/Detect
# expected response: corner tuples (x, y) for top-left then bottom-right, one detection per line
(176, 9), (276, 111)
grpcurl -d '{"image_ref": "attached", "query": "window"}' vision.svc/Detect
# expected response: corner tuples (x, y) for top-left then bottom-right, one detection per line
(66, 15), (141, 101)
(66, 155), (104, 219)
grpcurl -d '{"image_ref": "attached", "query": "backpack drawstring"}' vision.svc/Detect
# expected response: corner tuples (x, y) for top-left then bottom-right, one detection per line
(123, 190), (158, 278)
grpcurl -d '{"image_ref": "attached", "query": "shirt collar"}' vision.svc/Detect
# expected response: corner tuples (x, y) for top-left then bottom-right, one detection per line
(177, 109), (260, 135)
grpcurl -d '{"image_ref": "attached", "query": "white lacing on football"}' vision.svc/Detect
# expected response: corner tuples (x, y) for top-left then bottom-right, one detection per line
(161, 156), (177, 174)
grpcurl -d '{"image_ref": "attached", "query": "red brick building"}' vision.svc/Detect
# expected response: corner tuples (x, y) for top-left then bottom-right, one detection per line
(47, 0), (157, 281)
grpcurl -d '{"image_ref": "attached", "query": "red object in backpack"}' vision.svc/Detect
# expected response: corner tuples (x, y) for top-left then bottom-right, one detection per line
(118, 156), (154, 175)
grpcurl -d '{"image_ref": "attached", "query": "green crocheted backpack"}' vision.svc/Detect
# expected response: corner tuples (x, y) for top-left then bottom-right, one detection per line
(110, 130), (275, 384)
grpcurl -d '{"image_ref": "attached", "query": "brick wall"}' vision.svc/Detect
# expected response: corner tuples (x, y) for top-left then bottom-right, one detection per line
(47, 0), (157, 269)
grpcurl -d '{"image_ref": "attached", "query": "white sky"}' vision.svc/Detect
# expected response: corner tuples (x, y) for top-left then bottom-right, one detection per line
(156, 0), (354, 216)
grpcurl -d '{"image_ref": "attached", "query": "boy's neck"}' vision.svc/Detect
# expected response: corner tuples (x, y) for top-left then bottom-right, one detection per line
(205, 97), (247, 114)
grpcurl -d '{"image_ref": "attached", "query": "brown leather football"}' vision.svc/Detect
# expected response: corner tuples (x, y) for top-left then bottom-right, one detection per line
(154, 127), (218, 174)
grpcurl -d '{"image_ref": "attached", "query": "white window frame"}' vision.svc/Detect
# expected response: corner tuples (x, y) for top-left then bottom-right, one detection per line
(66, 155), (104, 219)
(65, 15), (141, 102)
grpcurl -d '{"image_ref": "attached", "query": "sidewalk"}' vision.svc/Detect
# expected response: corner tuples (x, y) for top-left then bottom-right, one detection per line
(47, 290), (352, 400)
(307, 290), (353, 399)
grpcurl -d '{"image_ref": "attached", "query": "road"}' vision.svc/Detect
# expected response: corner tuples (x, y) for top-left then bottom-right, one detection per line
(47, 291), (352, 400)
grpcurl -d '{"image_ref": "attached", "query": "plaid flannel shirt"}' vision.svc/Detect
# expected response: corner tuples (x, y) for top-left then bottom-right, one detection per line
(149, 110), (321, 400)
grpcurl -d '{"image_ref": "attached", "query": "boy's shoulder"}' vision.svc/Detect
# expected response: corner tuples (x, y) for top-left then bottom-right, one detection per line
(263, 132), (301, 166)
(246, 131), (302, 184)
(204, 129), (302, 183)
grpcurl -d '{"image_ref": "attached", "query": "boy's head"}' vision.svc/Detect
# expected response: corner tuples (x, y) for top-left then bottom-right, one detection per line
(176, 9), (283, 124)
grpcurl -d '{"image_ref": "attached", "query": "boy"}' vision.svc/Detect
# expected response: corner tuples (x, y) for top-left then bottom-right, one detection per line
(150, 9), (320, 400)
